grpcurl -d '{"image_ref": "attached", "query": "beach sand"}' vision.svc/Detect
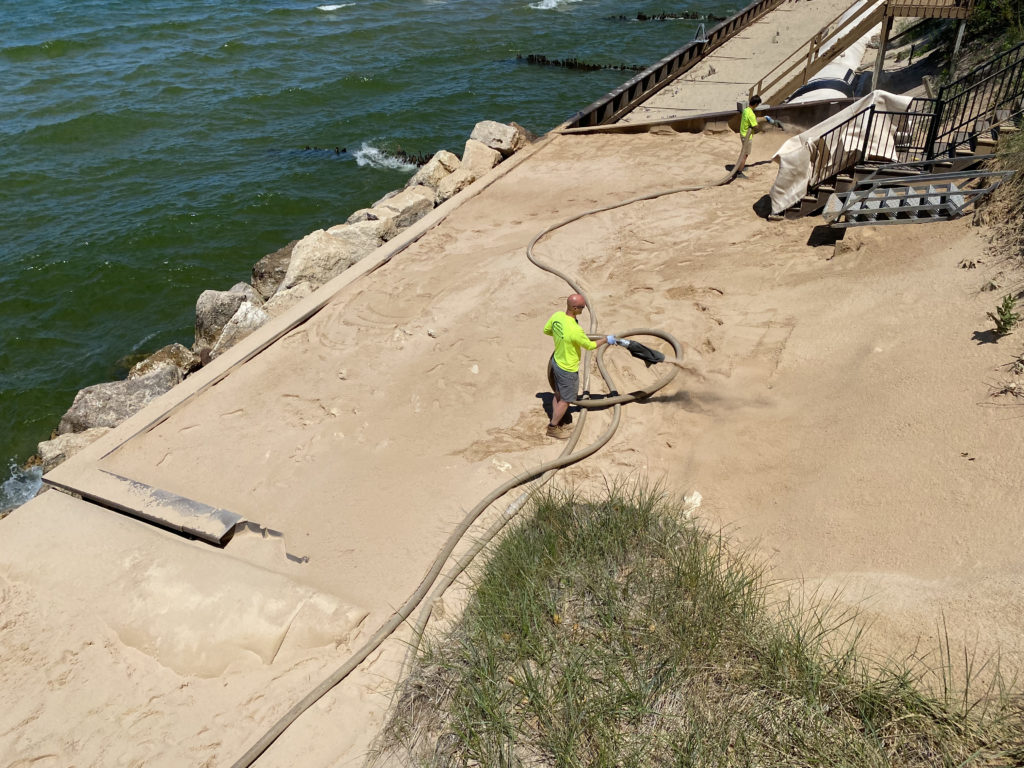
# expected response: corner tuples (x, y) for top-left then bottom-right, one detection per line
(4, 123), (1022, 767)
(3, 5), (1024, 766)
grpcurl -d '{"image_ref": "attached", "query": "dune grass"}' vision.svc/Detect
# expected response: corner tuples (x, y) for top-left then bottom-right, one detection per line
(375, 484), (1024, 767)
(995, 128), (1024, 254)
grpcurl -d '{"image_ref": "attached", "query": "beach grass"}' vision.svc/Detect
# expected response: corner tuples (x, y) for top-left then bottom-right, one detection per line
(996, 127), (1024, 246)
(374, 483), (1024, 767)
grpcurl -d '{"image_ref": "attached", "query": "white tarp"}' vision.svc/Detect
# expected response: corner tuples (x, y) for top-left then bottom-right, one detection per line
(788, 1), (881, 106)
(770, 90), (914, 214)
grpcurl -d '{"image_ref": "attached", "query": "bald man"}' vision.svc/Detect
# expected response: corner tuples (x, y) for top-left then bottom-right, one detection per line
(543, 294), (616, 439)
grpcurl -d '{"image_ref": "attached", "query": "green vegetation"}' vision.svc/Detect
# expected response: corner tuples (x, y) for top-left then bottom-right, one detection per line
(968, 0), (1024, 46)
(376, 486), (1024, 767)
(989, 293), (1021, 335)
(994, 127), (1024, 254)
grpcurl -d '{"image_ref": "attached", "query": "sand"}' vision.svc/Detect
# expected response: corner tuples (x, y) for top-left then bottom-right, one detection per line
(3, 7), (1024, 767)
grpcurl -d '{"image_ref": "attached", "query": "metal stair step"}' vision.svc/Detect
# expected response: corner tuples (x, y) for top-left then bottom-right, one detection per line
(896, 194), (922, 217)
(946, 182), (966, 213)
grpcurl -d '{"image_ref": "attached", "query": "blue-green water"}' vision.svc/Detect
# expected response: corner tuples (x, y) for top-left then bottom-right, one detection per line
(0, 0), (738, 506)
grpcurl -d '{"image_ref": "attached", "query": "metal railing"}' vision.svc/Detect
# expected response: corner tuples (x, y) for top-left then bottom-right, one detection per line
(809, 106), (874, 187)
(809, 98), (938, 188)
(927, 40), (1024, 157)
(875, 100), (939, 159)
(806, 40), (1024, 189)
(563, 0), (786, 129)
(823, 159), (1013, 226)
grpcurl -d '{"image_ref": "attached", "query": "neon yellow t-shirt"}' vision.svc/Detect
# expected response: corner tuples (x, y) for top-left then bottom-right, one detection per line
(740, 106), (758, 139)
(544, 311), (596, 373)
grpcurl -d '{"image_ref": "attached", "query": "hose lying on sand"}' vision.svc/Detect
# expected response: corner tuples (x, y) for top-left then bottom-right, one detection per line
(230, 144), (743, 768)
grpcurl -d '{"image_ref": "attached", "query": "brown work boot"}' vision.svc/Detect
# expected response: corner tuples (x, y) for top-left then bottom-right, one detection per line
(546, 424), (572, 440)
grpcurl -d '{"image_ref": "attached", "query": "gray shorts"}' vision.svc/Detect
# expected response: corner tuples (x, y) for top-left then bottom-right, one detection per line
(739, 134), (752, 160)
(549, 357), (579, 402)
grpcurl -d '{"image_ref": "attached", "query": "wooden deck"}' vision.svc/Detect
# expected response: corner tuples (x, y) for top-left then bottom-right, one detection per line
(888, 0), (973, 19)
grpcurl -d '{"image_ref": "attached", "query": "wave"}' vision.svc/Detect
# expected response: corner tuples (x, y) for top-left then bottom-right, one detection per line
(528, 0), (582, 10)
(317, 3), (355, 10)
(0, 462), (42, 515)
(0, 35), (101, 63)
(353, 142), (418, 171)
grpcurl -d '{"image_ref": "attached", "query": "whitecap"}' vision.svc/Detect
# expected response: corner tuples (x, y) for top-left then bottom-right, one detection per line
(0, 461), (43, 515)
(528, 0), (581, 9)
(317, 3), (354, 10)
(353, 142), (418, 172)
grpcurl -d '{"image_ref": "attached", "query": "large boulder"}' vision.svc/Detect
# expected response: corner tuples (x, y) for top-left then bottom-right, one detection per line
(435, 168), (477, 204)
(128, 343), (196, 380)
(331, 215), (398, 244)
(209, 302), (270, 360)
(229, 281), (263, 306)
(344, 208), (402, 243)
(469, 120), (532, 156)
(252, 241), (296, 299)
(370, 185), (436, 229)
(406, 150), (461, 190)
(346, 207), (393, 225)
(58, 366), (181, 435)
(461, 139), (503, 178)
(37, 427), (112, 471)
(281, 221), (384, 290)
(264, 281), (315, 318)
(194, 289), (246, 353)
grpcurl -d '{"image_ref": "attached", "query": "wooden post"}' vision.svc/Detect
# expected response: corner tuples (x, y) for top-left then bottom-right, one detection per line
(950, 19), (967, 69)
(871, 13), (894, 92)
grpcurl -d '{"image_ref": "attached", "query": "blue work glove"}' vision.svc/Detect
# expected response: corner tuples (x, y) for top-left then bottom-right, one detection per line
(616, 337), (630, 347)
(764, 116), (776, 125)
(606, 335), (617, 346)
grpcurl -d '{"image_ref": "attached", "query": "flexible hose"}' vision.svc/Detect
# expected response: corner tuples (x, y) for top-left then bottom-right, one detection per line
(230, 142), (742, 768)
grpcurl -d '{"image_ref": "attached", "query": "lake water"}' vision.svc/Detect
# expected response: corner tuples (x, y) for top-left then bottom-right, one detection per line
(0, 0), (740, 508)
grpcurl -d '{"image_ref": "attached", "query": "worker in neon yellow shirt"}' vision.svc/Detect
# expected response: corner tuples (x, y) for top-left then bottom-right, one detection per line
(543, 293), (619, 439)
(736, 94), (776, 178)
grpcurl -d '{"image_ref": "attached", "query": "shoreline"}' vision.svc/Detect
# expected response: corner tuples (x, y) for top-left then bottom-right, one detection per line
(5, 3), (1024, 765)
(0, 122), (537, 519)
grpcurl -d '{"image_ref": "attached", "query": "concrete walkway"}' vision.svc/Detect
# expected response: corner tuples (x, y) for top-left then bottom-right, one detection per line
(620, 0), (860, 121)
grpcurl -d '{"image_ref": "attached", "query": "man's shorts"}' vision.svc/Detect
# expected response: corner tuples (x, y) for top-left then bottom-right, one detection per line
(739, 134), (752, 158)
(549, 356), (579, 402)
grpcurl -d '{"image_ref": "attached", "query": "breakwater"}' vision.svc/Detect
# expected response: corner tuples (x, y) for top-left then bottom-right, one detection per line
(0, 0), (746, 510)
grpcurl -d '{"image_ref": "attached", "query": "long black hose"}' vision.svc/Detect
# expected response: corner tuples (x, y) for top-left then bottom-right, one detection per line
(229, 141), (742, 768)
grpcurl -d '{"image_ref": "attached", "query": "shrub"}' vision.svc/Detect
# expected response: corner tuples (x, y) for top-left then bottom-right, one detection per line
(989, 293), (1021, 335)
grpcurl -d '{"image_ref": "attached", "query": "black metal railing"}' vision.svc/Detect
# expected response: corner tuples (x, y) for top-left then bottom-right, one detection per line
(809, 98), (939, 188)
(927, 41), (1024, 157)
(874, 99), (938, 159)
(809, 106), (874, 187)
(807, 53), (1023, 189)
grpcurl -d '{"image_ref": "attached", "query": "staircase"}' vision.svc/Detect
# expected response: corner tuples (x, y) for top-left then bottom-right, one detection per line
(780, 41), (1024, 222)
(750, 0), (976, 104)
(785, 149), (986, 220)
(821, 170), (1011, 227)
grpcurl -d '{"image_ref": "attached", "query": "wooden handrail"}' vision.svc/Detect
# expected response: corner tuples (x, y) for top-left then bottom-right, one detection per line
(749, 0), (887, 102)
(750, 0), (974, 103)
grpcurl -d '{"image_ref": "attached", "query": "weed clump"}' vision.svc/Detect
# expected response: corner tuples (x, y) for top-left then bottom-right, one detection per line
(989, 293), (1021, 335)
(375, 485), (1024, 767)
